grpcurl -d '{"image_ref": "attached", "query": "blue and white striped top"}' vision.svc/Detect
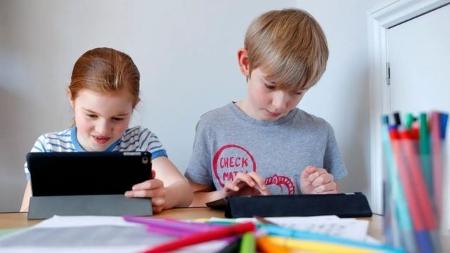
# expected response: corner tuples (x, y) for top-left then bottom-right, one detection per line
(24, 126), (167, 179)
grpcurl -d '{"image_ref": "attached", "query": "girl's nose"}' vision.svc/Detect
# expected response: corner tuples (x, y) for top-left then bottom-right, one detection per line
(95, 120), (110, 135)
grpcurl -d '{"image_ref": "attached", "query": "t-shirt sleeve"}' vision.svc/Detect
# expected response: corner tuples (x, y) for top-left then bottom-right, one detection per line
(324, 123), (348, 180)
(139, 128), (168, 159)
(24, 135), (48, 180)
(184, 119), (214, 187)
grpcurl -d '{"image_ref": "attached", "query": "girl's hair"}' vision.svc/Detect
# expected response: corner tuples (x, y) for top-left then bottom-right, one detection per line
(244, 8), (329, 92)
(68, 47), (140, 107)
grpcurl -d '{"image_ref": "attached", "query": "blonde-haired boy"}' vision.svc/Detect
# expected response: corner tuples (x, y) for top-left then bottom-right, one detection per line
(186, 8), (347, 206)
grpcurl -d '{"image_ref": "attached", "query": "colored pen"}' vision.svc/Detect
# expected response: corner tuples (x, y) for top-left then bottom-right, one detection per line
(124, 216), (222, 233)
(382, 120), (415, 252)
(216, 237), (242, 253)
(261, 224), (404, 252)
(265, 236), (377, 253)
(390, 128), (433, 253)
(257, 236), (290, 253)
(239, 232), (255, 253)
(142, 222), (256, 253)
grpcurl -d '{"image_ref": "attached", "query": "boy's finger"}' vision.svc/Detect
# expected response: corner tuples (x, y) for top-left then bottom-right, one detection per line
(234, 173), (255, 187)
(307, 168), (328, 183)
(247, 172), (266, 190)
(313, 181), (337, 193)
(301, 166), (317, 180)
(311, 172), (333, 187)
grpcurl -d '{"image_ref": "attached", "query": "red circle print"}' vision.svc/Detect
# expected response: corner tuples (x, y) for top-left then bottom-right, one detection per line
(212, 144), (256, 187)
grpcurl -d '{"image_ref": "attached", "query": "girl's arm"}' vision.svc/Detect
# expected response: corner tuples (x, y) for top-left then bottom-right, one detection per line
(152, 157), (193, 208)
(126, 156), (193, 213)
(20, 182), (31, 212)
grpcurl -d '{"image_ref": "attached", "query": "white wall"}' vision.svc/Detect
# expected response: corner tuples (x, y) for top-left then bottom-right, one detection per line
(0, 0), (380, 212)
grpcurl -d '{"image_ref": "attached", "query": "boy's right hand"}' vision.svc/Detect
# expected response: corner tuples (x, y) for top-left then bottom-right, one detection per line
(222, 171), (270, 197)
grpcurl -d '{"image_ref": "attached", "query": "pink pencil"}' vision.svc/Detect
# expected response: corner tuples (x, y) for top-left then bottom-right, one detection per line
(399, 130), (436, 229)
(389, 129), (425, 230)
(430, 112), (443, 219)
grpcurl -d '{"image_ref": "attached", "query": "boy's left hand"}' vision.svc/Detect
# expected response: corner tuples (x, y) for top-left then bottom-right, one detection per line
(300, 166), (337, 194)
(125, 170), (166, 213)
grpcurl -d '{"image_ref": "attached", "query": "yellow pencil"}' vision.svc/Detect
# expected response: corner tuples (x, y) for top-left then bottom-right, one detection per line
(266, 236), (378, 253)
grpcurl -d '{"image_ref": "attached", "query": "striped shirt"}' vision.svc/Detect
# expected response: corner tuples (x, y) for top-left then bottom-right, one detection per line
(24, 126), (167, 179)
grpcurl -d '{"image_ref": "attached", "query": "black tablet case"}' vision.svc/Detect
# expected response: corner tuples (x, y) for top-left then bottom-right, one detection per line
(27, 152), (153, 219)
(223, 192), (372, 218)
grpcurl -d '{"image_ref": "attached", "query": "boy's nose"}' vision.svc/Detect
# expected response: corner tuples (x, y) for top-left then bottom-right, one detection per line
(271, 92), (289, 112)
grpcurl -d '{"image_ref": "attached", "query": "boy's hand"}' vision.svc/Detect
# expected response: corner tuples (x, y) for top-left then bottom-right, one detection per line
(223, 172), (270, 197)
(300, 166), (337, 194)
(125, 170), (166, 214)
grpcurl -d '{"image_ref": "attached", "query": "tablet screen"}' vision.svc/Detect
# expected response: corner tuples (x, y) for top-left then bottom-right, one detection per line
(27, 152), (152, 196)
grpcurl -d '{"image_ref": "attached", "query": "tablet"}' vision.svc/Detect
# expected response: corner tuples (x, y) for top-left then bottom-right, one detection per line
(27, 152), (152, 196)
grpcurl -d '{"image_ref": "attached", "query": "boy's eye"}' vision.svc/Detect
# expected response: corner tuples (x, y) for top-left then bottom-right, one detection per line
(264, 83), (276, 90)
(87, 114), (97, 119)
(112, 117), (124, 121)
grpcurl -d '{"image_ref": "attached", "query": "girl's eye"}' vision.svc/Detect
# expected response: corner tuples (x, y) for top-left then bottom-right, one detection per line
(112, 117), (124, 121)
(87, 114), (97, 119)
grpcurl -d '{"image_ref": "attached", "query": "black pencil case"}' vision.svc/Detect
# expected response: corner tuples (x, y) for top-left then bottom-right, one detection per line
(221, 192), (372, 218)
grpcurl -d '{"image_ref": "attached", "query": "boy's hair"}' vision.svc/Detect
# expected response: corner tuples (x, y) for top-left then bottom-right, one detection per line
(69, 47), (141, 108)
(245, 8), (329, 91)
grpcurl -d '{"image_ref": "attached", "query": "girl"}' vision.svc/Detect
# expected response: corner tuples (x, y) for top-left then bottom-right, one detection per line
(21, 47), (193, 213)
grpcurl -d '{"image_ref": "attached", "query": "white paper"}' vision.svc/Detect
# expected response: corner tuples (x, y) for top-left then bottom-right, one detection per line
(0, 216), (227, 253)
(210, 215), (370, 241)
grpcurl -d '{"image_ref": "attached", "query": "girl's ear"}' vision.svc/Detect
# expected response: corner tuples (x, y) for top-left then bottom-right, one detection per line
(67, 88), (74, 109)
(237, 48), (250, 77)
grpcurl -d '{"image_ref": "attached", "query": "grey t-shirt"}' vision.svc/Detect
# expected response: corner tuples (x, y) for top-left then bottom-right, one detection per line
(185, 103), (347, 195)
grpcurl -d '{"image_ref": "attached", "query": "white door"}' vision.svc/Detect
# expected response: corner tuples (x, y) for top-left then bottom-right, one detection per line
(386, 3), (450, 231)
(387, 4), (450, 112)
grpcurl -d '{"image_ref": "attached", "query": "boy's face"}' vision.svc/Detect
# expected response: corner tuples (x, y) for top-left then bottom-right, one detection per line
(69, 89), (133, 151)
(238, 49), (307, 121)
(245, 68), (307, 121)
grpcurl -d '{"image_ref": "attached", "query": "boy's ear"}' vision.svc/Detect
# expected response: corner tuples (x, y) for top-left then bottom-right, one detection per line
(237, 48), (250, 77)
(66, 88), (74, 108)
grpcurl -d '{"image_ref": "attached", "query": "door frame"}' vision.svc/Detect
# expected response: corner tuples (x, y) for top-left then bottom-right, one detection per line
(367, 0), (450, 214)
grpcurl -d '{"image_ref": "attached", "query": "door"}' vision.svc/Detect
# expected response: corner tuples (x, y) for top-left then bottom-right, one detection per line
(387, 4), (450, 112)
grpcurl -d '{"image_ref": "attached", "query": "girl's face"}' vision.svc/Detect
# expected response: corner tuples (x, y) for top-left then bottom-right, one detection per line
(70, 89), (133, 151)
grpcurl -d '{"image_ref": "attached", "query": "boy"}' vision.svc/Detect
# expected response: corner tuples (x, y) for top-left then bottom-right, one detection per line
(185, 8), (347, 206)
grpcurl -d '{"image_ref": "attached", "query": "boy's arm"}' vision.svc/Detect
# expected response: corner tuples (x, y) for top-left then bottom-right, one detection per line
(189, 181), (226, 207)
(20, 182), (31, 212)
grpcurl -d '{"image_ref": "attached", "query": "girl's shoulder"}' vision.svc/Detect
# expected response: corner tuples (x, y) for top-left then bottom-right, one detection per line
(38, 128), (72, 142)
(121, 126), (160, 141)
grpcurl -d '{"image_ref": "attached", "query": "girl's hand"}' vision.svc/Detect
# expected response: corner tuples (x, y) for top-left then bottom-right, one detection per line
(223, 171), (270, 197)
(125, 170), (166, 213)
(300, 166), (337, 194)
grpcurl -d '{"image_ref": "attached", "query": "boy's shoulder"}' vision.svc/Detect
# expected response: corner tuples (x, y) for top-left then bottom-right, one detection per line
(294, 109), (333, 130)
(198, 103), (232, 121)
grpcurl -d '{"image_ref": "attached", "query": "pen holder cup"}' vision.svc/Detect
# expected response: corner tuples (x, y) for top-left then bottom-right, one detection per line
(382, 117), (448, 253)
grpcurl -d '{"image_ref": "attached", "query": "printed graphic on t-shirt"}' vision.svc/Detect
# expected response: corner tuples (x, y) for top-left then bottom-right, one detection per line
(212, 144), (256, 187)
(265, 174), (296, 195)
